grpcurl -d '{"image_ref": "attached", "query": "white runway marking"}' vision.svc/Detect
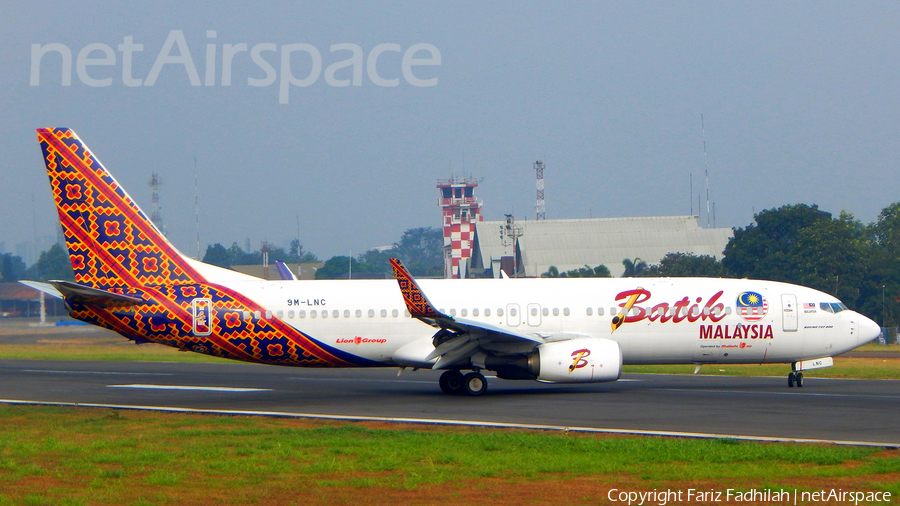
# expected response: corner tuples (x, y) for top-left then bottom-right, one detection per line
(107, 384), (271, 392)
(22, 369), (174, 376)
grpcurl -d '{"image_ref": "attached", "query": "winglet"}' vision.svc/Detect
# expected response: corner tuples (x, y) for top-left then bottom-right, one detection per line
(274, 260), (298, 281)
(389, 258), (446, 319)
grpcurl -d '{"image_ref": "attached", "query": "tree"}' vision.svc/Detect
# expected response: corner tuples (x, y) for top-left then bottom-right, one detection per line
(202, 243), (230, 267)
(541, 266), (560, 278)
(723, 205), (870, 309)
(0, 254), (26, 283)
(315, 256), (359, 279)
(542, 264), (611, 278)
(392, 227), (443, 277)
(644, 253), (732, 278)
(621, 258), (648, 277)
(22, 243), (75, 281)
(723, 204), (832, 281)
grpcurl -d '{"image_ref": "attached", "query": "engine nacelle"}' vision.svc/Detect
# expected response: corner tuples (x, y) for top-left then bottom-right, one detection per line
(535, 337), (622, 383)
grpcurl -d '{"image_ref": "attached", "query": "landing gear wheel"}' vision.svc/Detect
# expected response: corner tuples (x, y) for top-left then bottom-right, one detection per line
(795, 372), (803, 388)
(788, 372), (795, 387)
(439, 370), (464, 395)
(463, 372), (488, 396)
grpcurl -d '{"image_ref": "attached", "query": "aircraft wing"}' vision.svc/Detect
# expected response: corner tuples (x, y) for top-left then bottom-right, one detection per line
(389, 259), (543, 369)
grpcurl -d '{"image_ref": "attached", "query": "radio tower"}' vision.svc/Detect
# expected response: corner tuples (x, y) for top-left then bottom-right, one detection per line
(148, 172), (166, 235)
(534, 160), (546, 220)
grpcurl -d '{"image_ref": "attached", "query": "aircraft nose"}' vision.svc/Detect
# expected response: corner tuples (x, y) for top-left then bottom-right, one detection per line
(858, 315), (881, 345)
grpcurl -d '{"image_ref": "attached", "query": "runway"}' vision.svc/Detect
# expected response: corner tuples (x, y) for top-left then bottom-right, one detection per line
(1, 359), (898, 446)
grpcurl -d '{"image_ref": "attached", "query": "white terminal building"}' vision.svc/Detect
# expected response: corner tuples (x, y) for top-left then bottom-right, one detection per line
(439, 177), (732, 279)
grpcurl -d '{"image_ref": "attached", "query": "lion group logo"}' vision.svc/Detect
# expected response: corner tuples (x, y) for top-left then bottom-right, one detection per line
(736, 292), (768, 321)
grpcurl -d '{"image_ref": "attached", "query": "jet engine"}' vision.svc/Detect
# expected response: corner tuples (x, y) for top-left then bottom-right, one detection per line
(486, 337), (622, 383)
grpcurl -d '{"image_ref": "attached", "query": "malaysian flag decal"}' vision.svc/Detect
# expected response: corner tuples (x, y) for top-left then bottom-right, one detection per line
(736, 292), (768, 321)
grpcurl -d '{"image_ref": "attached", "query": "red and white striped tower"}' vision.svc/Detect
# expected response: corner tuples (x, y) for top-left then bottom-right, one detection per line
(534, 160), (545, 220)
(437, 177), (483, 278)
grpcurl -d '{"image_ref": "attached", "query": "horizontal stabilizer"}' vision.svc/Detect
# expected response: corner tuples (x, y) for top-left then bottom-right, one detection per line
(19, 280), (63, 299)
(50, 281), (144, 307)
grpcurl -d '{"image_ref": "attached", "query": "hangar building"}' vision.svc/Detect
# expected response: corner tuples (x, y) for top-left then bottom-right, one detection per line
(464, 215), (732, 278)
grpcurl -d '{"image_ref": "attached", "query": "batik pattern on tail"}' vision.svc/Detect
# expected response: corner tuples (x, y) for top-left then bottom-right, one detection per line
(37, 128), (201, 290)
(36, 128), (368, 368)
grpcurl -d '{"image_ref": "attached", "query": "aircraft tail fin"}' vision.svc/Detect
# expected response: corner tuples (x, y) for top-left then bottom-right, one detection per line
(37, 128), (205, 290)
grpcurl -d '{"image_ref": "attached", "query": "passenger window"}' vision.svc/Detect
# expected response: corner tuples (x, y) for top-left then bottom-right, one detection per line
(321, 310), (327, 319)
(563, 308), (570, 316)
(298, 310), (306, 318)
(449, 308), (457, 316)
(586, 308), (593, 316)
(404, 310), (410, 317)
(265, 310), (272, 319)
(254, 311), (261, 320)
(288, 310), (295, 319)
(597, 307), (604, 316)
(392, 309), (398, 317)
(461, 308), (467, 317)
(310, 310), (317, 318)
(553, 308), (559, 316)
(368, 309), (375, 318)
(333, 310), (339, 318)
(276, 310), (283, 319)
(242, 311), (251, 320)
(542, 307), (549, 317)
(725, 307), (732, 315)
(355, 309), (362, 318)
(473, 308), (479, 317)
(484, 308), (491, 317)
(498, 308), (504, 317)
(343, 310), (350, 318)
(531, 307), (538, 316)
(510, 307), (517, 316)
(380, 309), (387, 318)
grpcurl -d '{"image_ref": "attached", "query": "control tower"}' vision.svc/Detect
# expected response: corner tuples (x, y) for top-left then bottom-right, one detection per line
(437, 177), (483, 278)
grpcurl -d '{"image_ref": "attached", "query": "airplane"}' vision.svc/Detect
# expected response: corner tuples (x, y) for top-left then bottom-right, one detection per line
(22, 128), (882, 395)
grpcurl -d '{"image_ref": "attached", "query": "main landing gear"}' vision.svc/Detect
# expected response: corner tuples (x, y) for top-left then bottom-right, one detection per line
(439, 370), (488, 396)
(787, 371), (803, 388)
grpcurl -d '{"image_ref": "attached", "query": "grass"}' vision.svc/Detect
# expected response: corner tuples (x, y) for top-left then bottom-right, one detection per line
(0, 405), (897, 505)
(623, 357), (900, 380)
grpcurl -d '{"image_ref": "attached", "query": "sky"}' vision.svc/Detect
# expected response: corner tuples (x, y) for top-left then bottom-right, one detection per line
(2, 1), (899, 262)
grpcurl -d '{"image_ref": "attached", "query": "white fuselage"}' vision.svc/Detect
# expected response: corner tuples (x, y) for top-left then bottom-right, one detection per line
(211, 277), (877, 367)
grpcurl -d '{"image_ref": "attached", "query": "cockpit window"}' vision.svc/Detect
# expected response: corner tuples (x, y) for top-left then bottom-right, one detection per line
(819, 302), (847, 313)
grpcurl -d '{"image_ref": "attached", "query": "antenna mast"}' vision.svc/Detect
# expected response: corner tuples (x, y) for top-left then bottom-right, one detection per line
(534, 160), (545, 220)
(194, 157), (200, 259)
(148, 173), (165, 235)
(701, 114), (710, 228)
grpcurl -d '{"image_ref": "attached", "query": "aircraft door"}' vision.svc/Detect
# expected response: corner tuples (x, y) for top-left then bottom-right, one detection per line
(782, 294), (798, 332)
(527, 303), (542, 326)
(192, 298), (213, 336)
(506, 304), (521, 327)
